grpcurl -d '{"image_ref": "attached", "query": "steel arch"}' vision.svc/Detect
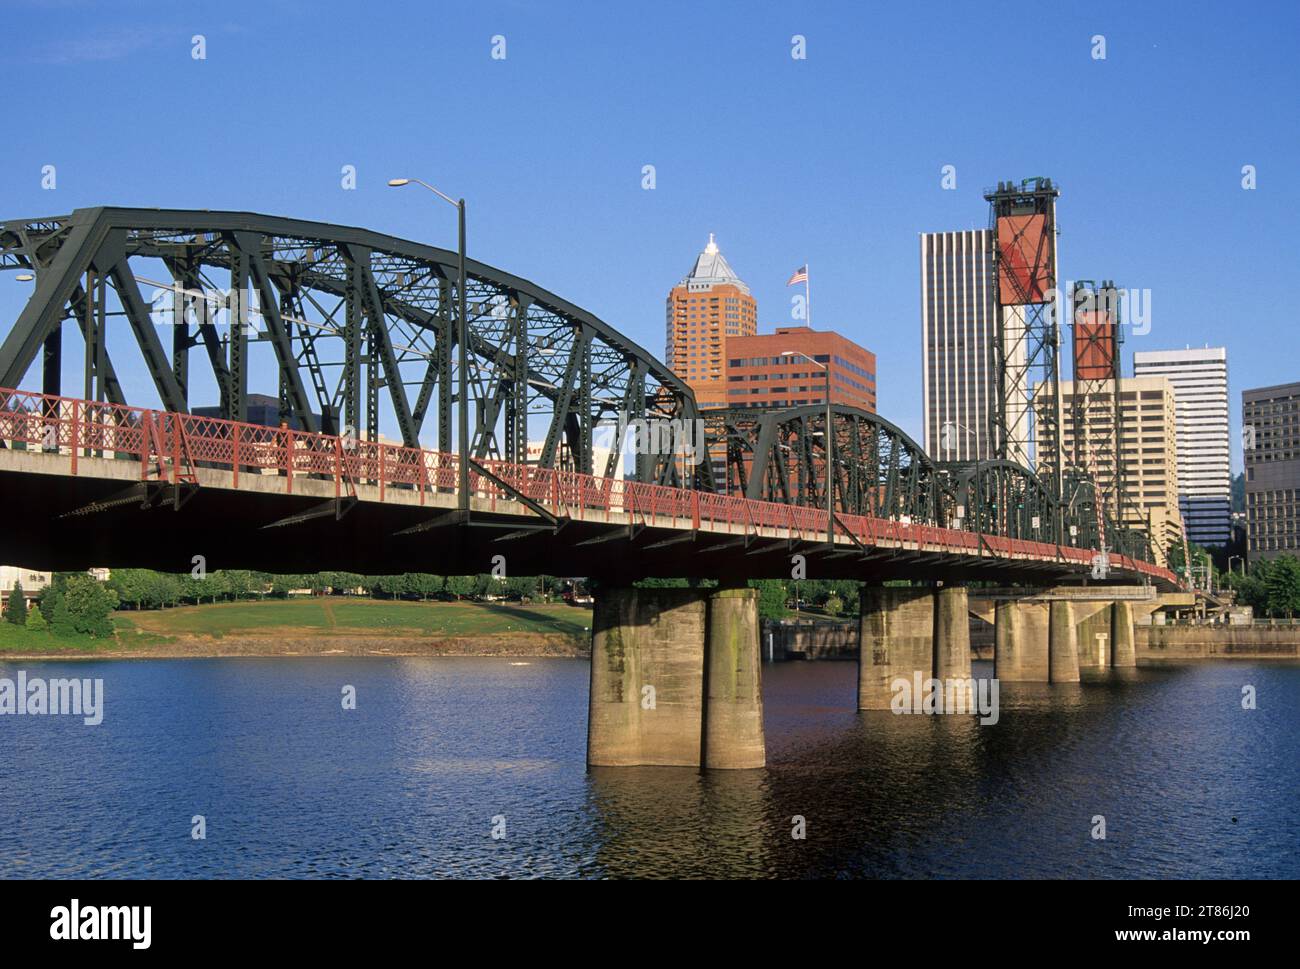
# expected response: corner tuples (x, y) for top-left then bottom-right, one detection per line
(939, 459), (1060, 544)
(0, 207), (713, 489)
(706, 404), (949, 525)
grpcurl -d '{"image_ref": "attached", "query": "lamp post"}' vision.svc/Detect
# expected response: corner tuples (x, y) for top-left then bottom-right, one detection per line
(1228, 554), (1244, 577)
(389, 177), (469, 512)
(782, 351), (833, 546)
(939, 419), (978, 460)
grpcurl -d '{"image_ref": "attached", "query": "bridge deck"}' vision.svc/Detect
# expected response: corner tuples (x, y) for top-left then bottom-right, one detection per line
(0, 387), (1180, 588)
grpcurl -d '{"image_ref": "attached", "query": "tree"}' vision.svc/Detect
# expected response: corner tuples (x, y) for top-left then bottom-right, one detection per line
(748, 579), (789, 622)
(446, 575), (476, 600)
(4, 580), (26, 625)
(406, 574), (442, 600)
(63, 575), (118, 638)
(824, 594), (844, 617)
(505, 575), (538, 601)
(1265, 554), (1300, 618)
(24, 607), (48, 632)
(218, 570), (255, 601)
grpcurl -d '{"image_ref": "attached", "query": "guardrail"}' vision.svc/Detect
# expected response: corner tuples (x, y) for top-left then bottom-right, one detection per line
(0, 386), (1178, 585)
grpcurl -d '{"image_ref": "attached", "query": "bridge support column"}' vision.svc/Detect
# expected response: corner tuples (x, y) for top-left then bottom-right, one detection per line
(933, 585), (973, 706)
(1048, 601), (1081, 683)
(1075, 602), (1116, 671)
(702, 585), (765, 769)
(587, 587), (707, 767)
(994, 600), (1050, 681)
(858, 587), (934, 710)
(1111, 601), (1136, 668)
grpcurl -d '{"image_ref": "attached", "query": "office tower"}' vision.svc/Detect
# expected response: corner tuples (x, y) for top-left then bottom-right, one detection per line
(1242, 380), (1300, 562)
(1045, 376), (1185, 566)
(919, 228), (998, 461)
(1134, 347), (1231, 546)
(725, 326), (876, 411)
(665, 234), (757, 409)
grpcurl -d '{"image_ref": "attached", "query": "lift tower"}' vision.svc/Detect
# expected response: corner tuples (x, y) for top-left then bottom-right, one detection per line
(985, 178), (1064, 506)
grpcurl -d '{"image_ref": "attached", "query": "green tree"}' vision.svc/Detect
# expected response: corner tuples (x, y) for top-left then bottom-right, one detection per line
(218, 570), (255, 601)
(824, 594), (844, 617)
(446, 575), (476, 600)
(406, 573), (442, 600)
(24, 606), (48, 632)
(63, 575), (118, 638)
(1265, 554), (1300, 618)
(505, 575), (538, 601)
(748, 579), (789, 622)
(4, 580), (26, 625)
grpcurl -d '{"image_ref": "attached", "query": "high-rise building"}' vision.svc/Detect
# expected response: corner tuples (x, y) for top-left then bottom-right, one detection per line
(1242, 380), (1300, 563)
(725, 326), (876, 411)
(665, 235), (757, 409)
(1043, 376), (1185, 566)
(1133, 347), (1231, 547)
(919, 228), (998, 461)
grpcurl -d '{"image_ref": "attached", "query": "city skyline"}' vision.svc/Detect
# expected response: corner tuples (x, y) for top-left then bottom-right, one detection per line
(1, 1), (1296, 469)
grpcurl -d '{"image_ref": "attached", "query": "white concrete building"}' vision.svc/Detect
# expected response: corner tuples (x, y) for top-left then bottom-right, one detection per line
(0, 565), (52, 606)
(1133, 347), (1231, 546)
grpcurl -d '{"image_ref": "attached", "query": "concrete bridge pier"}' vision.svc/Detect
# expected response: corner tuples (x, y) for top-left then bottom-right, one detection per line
(1111, 600), (1136, 668)
(702, 585), (765, 769)
(857, 587), (936, 710)
(1048, 601), (1081, 683)
(934, 585), (973, 708)
(586, 585), (764, 769)
(857, 585), (972, 710)
(993, 600), (1050, 681)
(1074, 601), (1120, 672)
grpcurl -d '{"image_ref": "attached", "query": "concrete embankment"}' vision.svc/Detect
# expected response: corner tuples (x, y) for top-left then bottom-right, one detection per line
(762, 618), (1300, 663)
(0, 632), (589, 660)
(1137, 626), (1300, 661)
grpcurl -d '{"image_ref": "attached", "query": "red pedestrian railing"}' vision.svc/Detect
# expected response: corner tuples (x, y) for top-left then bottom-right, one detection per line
(0, 386), (1178, 585)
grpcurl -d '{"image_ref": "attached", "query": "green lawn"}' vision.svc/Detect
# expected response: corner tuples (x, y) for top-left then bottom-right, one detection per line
(0, 616), (173, 653)
(121, 597), (592, 639)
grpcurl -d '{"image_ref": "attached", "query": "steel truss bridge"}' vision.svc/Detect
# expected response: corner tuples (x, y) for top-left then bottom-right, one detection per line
(0, 208), (1172, 587)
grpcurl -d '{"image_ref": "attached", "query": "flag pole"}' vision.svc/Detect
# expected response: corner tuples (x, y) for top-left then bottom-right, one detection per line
(805, 263), (812, 327)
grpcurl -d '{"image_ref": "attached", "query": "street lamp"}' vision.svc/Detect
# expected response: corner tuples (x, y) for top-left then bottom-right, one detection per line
(1228, 555), (1244, 577)
(389, 177), (469, 512)
(782, 351), (833, 546)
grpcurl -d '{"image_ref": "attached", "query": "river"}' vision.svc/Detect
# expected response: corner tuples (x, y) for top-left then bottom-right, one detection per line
(1, 656), (1295, 878)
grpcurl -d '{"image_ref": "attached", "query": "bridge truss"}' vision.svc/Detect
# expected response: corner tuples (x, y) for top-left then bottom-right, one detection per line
(0, 207), (1153, 566)
(0, 207), (712, 491)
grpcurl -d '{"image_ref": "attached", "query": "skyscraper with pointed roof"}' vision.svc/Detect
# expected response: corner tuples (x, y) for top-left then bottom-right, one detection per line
(665, 234), (757, 408)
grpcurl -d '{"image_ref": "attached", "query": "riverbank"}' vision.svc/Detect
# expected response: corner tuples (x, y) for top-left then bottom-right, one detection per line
(0, 598), (592, 659)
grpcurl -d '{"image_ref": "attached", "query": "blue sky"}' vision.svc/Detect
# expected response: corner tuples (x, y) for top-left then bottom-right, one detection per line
(3, 0), (1297, 468)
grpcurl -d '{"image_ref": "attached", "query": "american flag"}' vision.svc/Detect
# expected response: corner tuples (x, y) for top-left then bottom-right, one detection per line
(786, 265), (808, 286)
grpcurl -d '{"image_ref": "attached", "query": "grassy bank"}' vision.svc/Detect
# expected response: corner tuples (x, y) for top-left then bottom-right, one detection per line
(0, 598), (592, 657)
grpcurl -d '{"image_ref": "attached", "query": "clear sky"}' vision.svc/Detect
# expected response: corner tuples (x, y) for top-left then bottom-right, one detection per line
(3, 0), (1297, 468)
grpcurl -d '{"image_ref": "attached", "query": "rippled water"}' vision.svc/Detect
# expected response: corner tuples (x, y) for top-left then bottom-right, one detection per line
(1, 656), (1295, 878)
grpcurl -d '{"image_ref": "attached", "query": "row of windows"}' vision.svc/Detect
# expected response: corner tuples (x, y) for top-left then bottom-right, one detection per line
(729, 354), (832, 367)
